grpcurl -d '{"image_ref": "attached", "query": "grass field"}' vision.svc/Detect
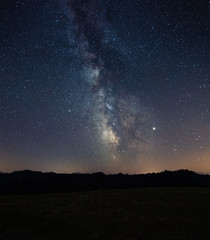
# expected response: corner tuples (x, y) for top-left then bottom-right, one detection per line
(0, 188), (210, 240)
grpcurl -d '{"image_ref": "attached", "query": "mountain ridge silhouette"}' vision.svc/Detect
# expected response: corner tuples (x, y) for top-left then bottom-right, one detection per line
(0, 169), (209, 194)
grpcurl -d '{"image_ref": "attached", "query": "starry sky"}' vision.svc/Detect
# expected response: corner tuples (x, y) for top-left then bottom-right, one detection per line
(0, 0), (210, 174)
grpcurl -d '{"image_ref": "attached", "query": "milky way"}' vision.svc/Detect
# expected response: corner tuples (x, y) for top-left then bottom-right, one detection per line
(66, 0), (155, 165)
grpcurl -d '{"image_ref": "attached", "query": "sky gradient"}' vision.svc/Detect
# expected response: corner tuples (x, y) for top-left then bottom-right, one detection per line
(0, 0), (210, 174)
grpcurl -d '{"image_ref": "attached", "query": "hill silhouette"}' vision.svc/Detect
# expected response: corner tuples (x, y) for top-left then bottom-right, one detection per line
(0, 169), (210, 194)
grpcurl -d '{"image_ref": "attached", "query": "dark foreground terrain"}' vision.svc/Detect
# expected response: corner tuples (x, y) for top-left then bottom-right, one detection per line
(0, 188), (210, 240)
(1, 169), (210, 194)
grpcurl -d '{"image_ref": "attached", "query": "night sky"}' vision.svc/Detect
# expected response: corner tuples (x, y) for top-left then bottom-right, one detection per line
(0, 0), (210, 174)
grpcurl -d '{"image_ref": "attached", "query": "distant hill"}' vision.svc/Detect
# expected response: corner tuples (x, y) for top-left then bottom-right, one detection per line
(0, 169), (210, 194)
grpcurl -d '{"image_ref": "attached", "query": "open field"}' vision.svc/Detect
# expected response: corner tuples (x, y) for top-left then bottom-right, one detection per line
(0, 188), (210, 240)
